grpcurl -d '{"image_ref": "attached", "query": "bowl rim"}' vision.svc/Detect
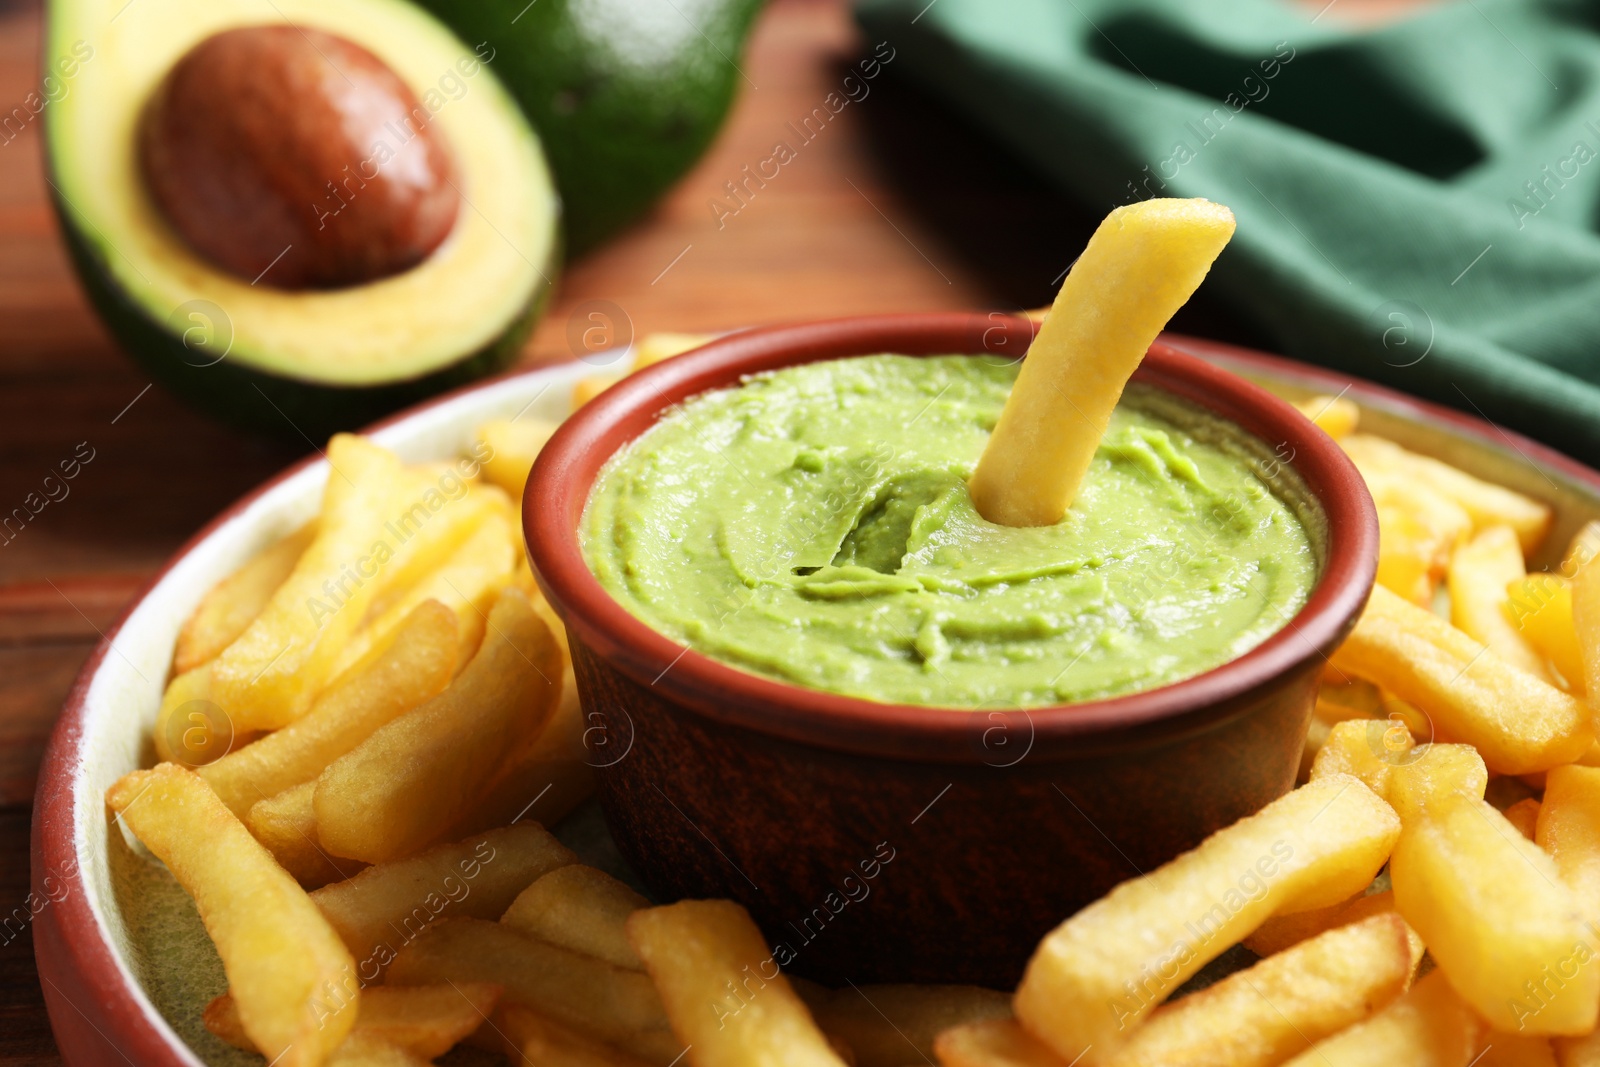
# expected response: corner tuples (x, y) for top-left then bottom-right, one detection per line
(525, 313), (1379, 763)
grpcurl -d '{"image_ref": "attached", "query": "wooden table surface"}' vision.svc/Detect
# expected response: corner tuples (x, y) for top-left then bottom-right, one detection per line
(0, 0), (1404, 1058)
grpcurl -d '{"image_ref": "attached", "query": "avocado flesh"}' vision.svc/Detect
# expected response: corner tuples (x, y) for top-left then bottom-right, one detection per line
(45, 0), (560, 437)
(419, 0), (763, 254)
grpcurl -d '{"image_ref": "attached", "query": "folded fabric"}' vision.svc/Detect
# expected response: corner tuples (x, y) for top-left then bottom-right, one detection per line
(857, 0), (1600, 463)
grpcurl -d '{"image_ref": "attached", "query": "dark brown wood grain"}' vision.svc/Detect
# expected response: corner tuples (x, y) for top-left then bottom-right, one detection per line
(0, 0), (1423, 1058)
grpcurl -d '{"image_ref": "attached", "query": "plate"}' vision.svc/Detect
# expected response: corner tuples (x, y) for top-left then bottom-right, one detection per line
(31, 333), (1600, 1065)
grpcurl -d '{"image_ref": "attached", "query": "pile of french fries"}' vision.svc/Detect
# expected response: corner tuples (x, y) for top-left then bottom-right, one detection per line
(105, 331), (1600, 1067)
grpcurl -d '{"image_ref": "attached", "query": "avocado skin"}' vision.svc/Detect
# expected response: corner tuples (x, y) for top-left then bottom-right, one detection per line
(58, 203), (559, 442)
(420, 0), (764, 255)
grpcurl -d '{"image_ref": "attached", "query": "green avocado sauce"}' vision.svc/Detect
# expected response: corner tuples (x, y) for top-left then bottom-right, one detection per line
(581, 354), (1320, 708)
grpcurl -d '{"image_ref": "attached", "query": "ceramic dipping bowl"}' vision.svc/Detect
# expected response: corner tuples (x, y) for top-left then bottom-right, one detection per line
(529, 312), (1381, 987)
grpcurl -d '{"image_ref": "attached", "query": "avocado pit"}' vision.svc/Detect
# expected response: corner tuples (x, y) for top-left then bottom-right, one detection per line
(139, 24), (459, 290)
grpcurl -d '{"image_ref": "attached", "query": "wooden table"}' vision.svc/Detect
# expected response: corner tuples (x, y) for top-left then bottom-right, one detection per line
(0, 0), (1400, 1057)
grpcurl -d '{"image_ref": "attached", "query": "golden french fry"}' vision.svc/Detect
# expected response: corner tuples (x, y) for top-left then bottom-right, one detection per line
(387, 917), (678, 1063)
(447, 668), (596, 838)
(200, 601), (459, 818)
(316, 589), (562, 863)
(627, 899), (847, 1067)
(205, 982), (501, 1058)
(1300, 715), (1332, 782)
(211, 435), (406, 730)
(1329, 584), (1593, 774)
(475, 417), (561, 498)
(1556, 1029), (1600, 1065)
(1362, 473), (1471, 606)
(310, 823), (574, 982)
(934, 1018), (1063, 1067)
(803, 984), (1011, 1067)
(330, 487), (516, 679)
(1537, 765), (1600, 924)
(1279, 969), (1483, 1067)
(1309, 720), (1488, 811)
(494, 1005), (658, 1067)
(1506, 797), (1543, 841)
(633, 332), (714, 370)
(1097, 913), (1414, 1067)
(501, 865), (648, 970)
(1342, 434), (1553, 555)
(1390, 773), (1599, 1034)
(1449, 526), (1555, 682)
(1572, 555), (1600, 698)
(323, 1033), (431, 1067)
(1294, 395), (1361, 440)
(1569, 521), (1600, 570)
(1477, 1032), (1559, 1067)
(1013, 774), (1400, 1064)
(1506, 575), (1585, 691)
(1241, 889), (1417, 966)
(573, 374), (623, 410)
(1315, 675), (1384, 723)
(175, 523), (316, 676)
(968, 198), (1235, 526)
(106, 763), (357, 1067)
(248, 781), (365, 889)
(152, 662), (220, 765)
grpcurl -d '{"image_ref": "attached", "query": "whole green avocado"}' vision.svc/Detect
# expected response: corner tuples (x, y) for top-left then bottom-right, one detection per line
(419, 0), (766, 254)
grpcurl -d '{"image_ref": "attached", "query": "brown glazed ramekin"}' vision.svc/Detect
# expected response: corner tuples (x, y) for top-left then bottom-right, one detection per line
(524, 313), (1378, 987)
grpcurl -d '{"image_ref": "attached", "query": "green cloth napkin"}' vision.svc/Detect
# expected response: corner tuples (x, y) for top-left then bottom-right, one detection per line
(856, 0), (1600, 462)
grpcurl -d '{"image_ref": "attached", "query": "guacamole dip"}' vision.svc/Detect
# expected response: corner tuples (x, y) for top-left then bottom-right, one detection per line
(582, 355), (1319, 708)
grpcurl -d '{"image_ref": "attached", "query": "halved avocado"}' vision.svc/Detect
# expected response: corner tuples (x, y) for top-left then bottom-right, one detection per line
(45, 0), (560, 439)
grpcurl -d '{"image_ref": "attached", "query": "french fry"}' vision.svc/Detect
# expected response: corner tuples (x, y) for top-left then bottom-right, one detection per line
(1300, 715), (1332, 782)
(501, 865), (648, 970)
(248, 781), (365, 889)
(1390, 771), (1599, 1034)
(1506, 798), (1543, 841)
(1294, 394), (1361, 440)
(494, 1005), (658, 1067)
(1363, 473), (1472, 605)
(803, 984), (1011, 1067)
(1309, 720), (1489, 811)
(205, 982), (501, 1058)
(323, 1033), (430, 1067)
(1570, 521), (1600, 570)
(1012, 774), (1401, 1064)
(310, 823), (574, 980)
(1572, 555), (1600, 698)
(175, 523), (315, 676)
(627, 899), (847, 1067)
(1242, 889), (1417, 966)
(1476, 1032), (1559, 1067)
(573, 374), (623, 410)
(152, 662), (220, 765)
(1507, 575), (1585, 691)
(1096, 914), (1414, 1067)
(1328, 584), (1593, 774)
(387, 917), (678, 1063)
(329, 489), (516, 679)
(1556, 1029), (1600, 1065)
(106, 763), (357, 1067)
(1342, 433), (1553, 555)
(316, 589), (562, 863)
(211, 435), (406, 730)
(475, 417), (560, 498)
(968, 198), (1235, 526)
(447, 668), (596, 838)
(1537, 765), (1600, 923)
(200, 600), (458, 818)
(1315, 675), (1384, 723)
(633, 331), (714, 370)
(1278, 970), (1484, 1067)
(935, 1018), (1063, 1067)
(1449, 526), (1555, 682)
